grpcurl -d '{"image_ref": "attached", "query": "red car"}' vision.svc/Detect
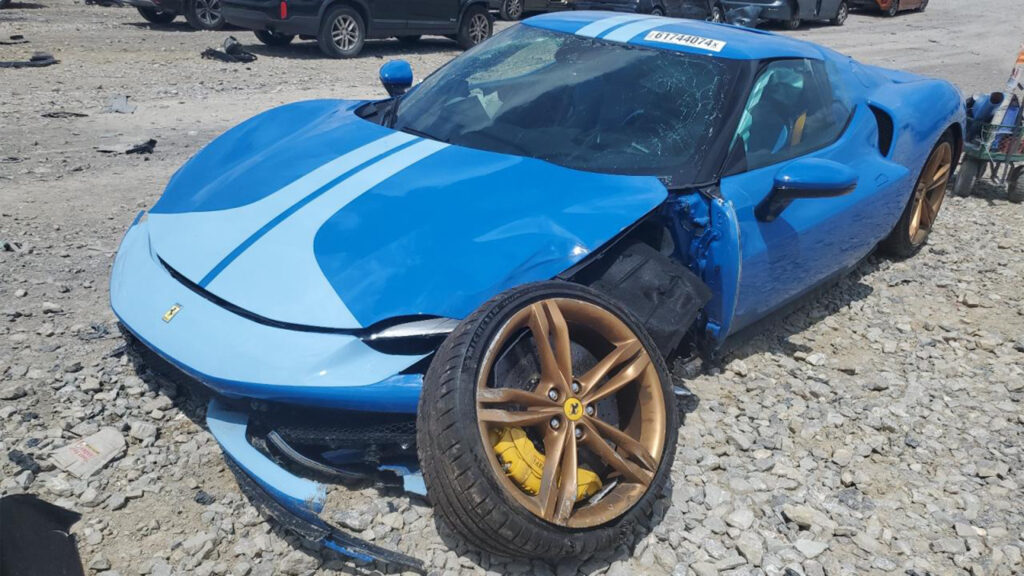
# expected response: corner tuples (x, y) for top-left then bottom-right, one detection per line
(850, 0), (927, 17)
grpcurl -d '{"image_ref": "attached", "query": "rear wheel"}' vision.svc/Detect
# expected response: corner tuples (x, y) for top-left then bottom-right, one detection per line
(254, 30), (295, 46)
(418, 281), (677, 558)
(456, 5), (491, 50)
(916, 0), (927, 11)
(953, 157), (982, 197)
(830, 1), (848, 25)
(184, 0), (224, 30)
(649, 5), (664, 15)
(137, 6), (176, 23)
(500, 0), (523, 20)
(317, 6), (365, 58)
(880, 133), (954, 257)
(708, 4), (723, 22)
(885, 0), (899, 16)
(1008, 166), (1023, 203)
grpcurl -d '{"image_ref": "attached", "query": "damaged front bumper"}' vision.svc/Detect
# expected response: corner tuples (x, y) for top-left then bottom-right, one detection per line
(206, 399), (425, 572)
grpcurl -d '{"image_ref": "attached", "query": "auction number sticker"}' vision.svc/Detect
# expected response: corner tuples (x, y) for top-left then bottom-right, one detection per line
(643, 31), (726, 53)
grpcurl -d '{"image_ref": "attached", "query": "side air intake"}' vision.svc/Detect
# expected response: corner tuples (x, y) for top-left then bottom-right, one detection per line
(869, 104), (895, 157)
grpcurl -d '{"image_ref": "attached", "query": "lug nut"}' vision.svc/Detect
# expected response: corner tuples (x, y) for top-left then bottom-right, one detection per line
(571, 380), (581, 394)
(550, 417), (561, 430)
(548, 389), (559, 401)
(574, 427), (583, 439)
(585, 404), (595, 416)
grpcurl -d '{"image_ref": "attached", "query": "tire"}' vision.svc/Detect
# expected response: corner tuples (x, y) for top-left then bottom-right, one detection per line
(880, 132), (955, 258)
(499, 0), (523, 20)
(317, 5), (365, 58)
(1008, 166), (1023, 204)
(254, 30), (295, 46)
(456, 5), (491, 50)
(953, 157), (982, 197)
(650, 5), (664, 16)
(708, 4), (723, 22)
(137, 6), (177, 23)
(418, 281), (678, 559)
(917, 0), (927, 11)
(884, 0), (899, 16)
(0, 0), (11, 8)
(184, 0), (224, 30)
(396, 34), (421, 43)
(830, 1), (848, 25)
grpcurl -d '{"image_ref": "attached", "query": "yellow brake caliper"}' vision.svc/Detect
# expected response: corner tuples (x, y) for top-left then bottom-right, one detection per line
(491, 427), (601, 501)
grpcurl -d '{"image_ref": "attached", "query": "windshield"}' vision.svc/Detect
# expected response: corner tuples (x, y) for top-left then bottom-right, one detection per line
(391, 24), (743, 183)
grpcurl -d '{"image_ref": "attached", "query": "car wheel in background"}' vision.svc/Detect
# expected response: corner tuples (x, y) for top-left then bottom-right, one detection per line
(1007, 166), (1023, 204)
(953, 157), (982, 197)
(418, 281), (678, 558)
(0, 0), (11, 8)
(708, 4), (724, 22)
(881, 132), (955, 257)
(254, 30), (295, 45)
(830, 1), (848, 25)
(918, 0), (928, 11)
(185, 0), (224, 29)
(885, 0), (899, 16)
(500, 0), (524, 20)
(137, 6), (177, 23)
(318, 5), (365, 58)
(650, 6), (664, 16)
(456, 5), (492, 50)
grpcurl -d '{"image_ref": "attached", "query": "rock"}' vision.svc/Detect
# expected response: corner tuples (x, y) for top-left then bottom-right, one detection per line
(194, 490), (215, 505)
(831, 448), (853, 467)
(728, 432), (753, 451)
(278, 550), (320, 575)
(726, 508), (755, 530)
(80, 377), (101, 392)
(795, 539), (828, 559)
(690, 562), (717, 576)
(106, 493), (127, 511)
(735, 532), (764, 566)
(931, 537), (967, 555)
(129, 421), (158, 441)
(333, 508), (373, 532)
(88, 554), (111, 571)
(0, 385), (27, 400)
(781, 504), (837, 534)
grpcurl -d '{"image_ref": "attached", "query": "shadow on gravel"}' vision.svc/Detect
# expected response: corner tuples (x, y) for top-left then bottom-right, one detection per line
(243, 38), (460, 60)
(2, 1), (46, 8)
(120, 21), (246, 32)
(962, 179), (1016, 205)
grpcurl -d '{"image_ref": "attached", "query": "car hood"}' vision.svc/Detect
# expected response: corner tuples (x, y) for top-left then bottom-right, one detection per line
(147, 100), (668, 329)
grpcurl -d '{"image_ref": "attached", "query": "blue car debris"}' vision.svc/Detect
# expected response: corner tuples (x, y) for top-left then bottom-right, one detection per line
(111, 11), (965, 571)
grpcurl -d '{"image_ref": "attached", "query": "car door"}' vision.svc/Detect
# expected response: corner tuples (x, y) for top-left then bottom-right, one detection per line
(719, 58), (912, 334)
(408, 0), (459, 32)
(368, 0), (409, 34)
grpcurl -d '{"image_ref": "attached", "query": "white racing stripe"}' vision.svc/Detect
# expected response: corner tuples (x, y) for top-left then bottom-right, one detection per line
(205, 139), (449, 328)
(601, 17), (669, 43)
(574, 13), (651, 38)
(147, 131), (416, 282)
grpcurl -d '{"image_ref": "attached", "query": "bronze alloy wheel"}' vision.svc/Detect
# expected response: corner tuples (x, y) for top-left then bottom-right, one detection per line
(475, 298), (666, 529)
(908, 140), (953, 246)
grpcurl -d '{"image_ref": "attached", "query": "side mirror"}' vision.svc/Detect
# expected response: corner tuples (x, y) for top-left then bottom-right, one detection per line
(379, 60), (413, 97)
(755, 158), (858, 222)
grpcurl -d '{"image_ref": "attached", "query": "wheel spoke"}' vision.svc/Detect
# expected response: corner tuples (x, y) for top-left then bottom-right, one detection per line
(477, 387), (551, 407)
(580, 420), (652, 485)
(584, 350), (650, 404)
(537, 426), (568, 520)
(478, 407), (559, 426)
(577, 339), (641, 397)
(552, 427), (578, 523)
(588, 416), (658, 472)
(528, 302), (570, 394)
(931, 162), (951, 188)
(919, 193), (935, 229)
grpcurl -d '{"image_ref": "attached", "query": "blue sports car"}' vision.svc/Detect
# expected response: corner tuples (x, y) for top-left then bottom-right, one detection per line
(111, 11), (964, 569)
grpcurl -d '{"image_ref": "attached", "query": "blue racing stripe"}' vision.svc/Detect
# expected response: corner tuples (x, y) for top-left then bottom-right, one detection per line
(197, 137), (422, 287)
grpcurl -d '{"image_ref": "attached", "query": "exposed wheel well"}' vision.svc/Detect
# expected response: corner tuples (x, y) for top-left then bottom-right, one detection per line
(947, 122), (964, 164)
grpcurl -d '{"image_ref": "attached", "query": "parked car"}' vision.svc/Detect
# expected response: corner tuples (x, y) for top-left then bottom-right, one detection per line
(0, 0), (10, 9)
(849, 0), (927, 17)
(124, 0), (225, 29)
(490, 0), (569, 21)
(111, 10), (964, 568)
(223, 0), (493, 57)
(569, 0), (723, 20)
(720, 0), (848, 28)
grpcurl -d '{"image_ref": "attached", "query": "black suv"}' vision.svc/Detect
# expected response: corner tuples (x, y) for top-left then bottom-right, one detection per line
(568, 0), (723, 20)
(223, 0), (493, 58)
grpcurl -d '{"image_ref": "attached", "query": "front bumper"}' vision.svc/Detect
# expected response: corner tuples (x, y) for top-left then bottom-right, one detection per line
(222, 3), (319, 35)
(206, 399), (425, 572)
(110, 215), (426, 412)
(720, 0), (790, 20)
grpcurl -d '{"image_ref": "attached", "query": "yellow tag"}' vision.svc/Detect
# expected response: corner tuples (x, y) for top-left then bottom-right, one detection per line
(162, 304), (182, 323)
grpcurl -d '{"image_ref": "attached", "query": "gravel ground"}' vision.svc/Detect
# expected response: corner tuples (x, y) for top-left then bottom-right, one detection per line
(2, 1), (1023, 575)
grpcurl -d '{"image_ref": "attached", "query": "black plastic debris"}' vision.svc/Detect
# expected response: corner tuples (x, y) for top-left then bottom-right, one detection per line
(0, 35), (29, 45)
(0, 52), (58, 69)
(0, 494), (85, 576)
(194, 490), (216, 505)
(42, 111), (88, 119)
(126, 138), (157, 155)
(201, 36), (257, 63)
(102, 94), (136, 114)
(0, 157), (24, 164)
(8, 449), (40, 474)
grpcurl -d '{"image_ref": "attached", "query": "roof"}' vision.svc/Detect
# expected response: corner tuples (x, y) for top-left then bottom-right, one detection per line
(523, 11), (825, 61)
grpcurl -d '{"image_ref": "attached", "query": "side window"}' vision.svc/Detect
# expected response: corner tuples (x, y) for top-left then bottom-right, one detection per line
(728, 58), (851, 173)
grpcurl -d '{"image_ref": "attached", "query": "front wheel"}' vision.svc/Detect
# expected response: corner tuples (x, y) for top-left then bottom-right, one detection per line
(708, 4), (723, 22)
(783, 14), (801, 29)
(830, 1), (848, 25)
(137, 6), (176, 23)
(317, 6), (365, 58)
(418, 281), (677, 558)
(499, 0), (523, 20)
(456, 5), (492, 50)
(917, 0), (928, 11)
(953, 157), (982, 197)
(254, 30), (295, 46)
(885, 0), (899, 16)
(880, 133), (954, 258)
(184, 0), (224, 30)
(649, 5), (664, 16)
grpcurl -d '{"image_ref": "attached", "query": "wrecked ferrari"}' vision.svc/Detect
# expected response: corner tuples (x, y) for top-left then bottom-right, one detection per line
(110, 11), (965, 570)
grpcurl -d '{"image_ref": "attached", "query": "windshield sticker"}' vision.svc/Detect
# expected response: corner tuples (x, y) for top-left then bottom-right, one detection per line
(643, 31), (726, 53)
